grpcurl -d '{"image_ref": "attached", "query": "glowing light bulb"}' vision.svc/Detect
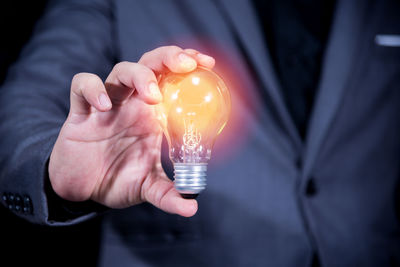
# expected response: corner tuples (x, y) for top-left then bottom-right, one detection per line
(156, 67), (231, 198)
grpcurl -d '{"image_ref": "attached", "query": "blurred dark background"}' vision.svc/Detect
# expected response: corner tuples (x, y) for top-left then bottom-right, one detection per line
(0, 2), (101, 266)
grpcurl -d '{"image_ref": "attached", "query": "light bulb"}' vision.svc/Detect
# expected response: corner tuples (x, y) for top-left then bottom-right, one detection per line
(156, 67), (231, 199)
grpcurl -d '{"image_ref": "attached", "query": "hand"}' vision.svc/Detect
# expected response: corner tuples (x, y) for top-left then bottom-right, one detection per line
(48, 46), (215, 217)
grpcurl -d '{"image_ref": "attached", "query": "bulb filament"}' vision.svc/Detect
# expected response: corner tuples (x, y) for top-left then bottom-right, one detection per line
(183, 120), (201, 150)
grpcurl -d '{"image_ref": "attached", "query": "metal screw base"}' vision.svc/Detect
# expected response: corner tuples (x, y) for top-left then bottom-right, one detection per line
(174, 163), (207, 195)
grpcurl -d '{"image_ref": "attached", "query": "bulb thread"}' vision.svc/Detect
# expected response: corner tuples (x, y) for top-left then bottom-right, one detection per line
(173, 163), (207, 194)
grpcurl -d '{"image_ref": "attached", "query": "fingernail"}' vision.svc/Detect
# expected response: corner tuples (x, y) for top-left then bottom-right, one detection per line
(197, 53), (215, 64)
(149, 82), (162, 101)
(178, 53), (197, 70)
(99, 93), (111, 108)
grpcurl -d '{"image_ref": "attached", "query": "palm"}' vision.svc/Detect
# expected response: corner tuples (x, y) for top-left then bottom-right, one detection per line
(57, 96), (164, 208)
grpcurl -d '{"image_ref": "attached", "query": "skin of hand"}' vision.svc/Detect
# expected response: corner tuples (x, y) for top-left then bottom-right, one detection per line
(48, 46), (215, 217)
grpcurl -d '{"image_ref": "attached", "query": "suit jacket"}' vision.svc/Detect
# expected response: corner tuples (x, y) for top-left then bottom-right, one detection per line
(0, 0), (399, 266)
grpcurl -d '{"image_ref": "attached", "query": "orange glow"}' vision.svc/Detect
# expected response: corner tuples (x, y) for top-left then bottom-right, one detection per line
(155, 38), (260, 164)
(156, 67), (231, 164)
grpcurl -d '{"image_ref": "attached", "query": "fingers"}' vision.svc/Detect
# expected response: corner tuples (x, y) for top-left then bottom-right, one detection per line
(139, 46), (196, 74)
(70, 73), (112, 115)
(139, 45), (215, 74)
(71, 46), (215, 109)
(141, 173), (198, 217)
(105, 46), (215, 106)
(184, 48), (215, 68)
(105, 62), (162, 105)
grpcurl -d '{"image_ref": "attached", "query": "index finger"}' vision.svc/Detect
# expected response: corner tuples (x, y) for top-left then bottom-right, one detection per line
(138, 45), (215, 74)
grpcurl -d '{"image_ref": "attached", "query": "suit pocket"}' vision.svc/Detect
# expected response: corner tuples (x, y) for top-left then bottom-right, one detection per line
(375, 34), (400, 47)
(371, 35), (400, 67)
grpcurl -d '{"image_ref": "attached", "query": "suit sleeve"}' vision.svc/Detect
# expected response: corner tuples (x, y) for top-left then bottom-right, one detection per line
(0, 0), (116, 225)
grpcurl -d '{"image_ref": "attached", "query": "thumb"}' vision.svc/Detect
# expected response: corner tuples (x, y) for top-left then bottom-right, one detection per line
(141, 172), (198, 217)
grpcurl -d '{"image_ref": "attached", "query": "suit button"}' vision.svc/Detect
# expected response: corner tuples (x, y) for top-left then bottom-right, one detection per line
(14, 195), (22, 212)
(23, 195), (33, 214)
(305, 178), (317, 197)
(23, 196), (31, 203)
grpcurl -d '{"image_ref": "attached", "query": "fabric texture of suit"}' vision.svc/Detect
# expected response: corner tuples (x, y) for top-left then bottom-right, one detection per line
(0, 0), (399, 266)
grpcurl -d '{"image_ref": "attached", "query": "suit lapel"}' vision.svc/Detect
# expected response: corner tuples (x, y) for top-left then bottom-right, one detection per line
(215, 0), (369, 171)
(302, 0), (370, 178)
(216, 0), (302, 151)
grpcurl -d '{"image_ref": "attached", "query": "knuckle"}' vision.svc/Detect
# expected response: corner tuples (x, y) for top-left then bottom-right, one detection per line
(130, 62), (152, 76)
(137, 64), (153, 76)
(139, 51), (151, 62)
(71, 73), (85, 86)
(184, 48), (198, 54)
(113, 61), (127, 72)
(165, 45), (182, 52)
(115, 61), (129, 68)
(113, 61), (138, 74)
(72, 73), (100, 90)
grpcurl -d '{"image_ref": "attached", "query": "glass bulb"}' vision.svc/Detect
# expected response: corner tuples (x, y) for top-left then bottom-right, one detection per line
(156, 67), (231, 198)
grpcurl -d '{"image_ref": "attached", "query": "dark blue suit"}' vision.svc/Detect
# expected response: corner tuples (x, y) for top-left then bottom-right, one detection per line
(0, 0), (399, 266)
